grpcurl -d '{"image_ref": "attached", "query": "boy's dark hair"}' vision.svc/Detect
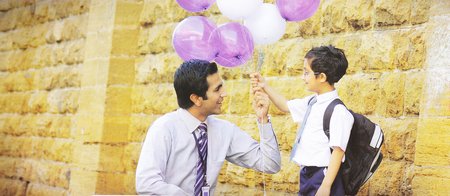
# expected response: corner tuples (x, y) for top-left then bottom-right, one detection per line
(305, 45), (348, 85)
(174, 59), (218, 109)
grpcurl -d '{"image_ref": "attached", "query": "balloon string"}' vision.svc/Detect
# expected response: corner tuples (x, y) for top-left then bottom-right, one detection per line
(257, 48), (265, 72)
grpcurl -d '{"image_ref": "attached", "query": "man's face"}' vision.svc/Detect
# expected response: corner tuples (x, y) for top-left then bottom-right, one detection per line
(201, 73), (227, 115)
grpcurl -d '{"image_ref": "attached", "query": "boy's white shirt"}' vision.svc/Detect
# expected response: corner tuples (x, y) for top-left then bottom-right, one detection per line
(287, 90), (354, 167)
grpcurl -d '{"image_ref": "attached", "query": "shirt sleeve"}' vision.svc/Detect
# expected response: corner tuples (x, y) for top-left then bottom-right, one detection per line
(225, 122), (281, 174)
(286, 96), (311, 123)
(328, 104), (354, 152)
(135, 122), (189, 195)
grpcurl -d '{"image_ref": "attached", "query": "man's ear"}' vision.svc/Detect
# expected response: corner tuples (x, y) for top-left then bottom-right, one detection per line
(190, 94), (203, 107)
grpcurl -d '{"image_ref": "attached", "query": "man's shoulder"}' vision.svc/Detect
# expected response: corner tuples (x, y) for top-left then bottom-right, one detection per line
(152, 110), (178, 127)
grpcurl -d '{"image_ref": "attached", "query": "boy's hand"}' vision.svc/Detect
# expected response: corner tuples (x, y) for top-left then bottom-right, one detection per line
(250, 72), (266, 94)
(253, 91), (269, 123)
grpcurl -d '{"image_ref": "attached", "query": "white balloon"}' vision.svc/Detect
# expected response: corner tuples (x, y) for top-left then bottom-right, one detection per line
(217, 0), (263, 21)
(244, 3), (286, 45)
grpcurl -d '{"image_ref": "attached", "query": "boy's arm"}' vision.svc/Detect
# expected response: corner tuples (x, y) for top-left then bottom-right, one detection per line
(250, 72), (289, 113)
(316, 147), (345, 196)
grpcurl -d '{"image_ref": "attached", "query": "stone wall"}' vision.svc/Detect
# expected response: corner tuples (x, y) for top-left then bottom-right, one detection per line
(0, 0), (448, 195)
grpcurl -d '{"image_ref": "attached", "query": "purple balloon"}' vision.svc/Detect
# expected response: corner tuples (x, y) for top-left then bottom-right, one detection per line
(173, 16), (217, 61)
(209, 23), (254, 67)
(176, 0), (217, 12)
(276, 0), (320, 22)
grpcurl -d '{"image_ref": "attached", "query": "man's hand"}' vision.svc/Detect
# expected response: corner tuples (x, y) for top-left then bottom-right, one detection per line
(250, 72), (266, 95)
(253, 91), (269, 123)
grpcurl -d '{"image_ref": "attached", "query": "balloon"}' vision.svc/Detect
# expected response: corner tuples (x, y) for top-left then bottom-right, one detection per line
(216, 0), (263, 21)
(244, 3), (286, 45)
(209, 23), (254, 67)
(176, 0), (217, 12)
(172, 16), (217, 61)
(276, 0), (320, 22)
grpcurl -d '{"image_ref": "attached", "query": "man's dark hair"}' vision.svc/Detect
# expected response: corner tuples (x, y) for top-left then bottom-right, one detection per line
(174, 59), (218, 109)
(305, 45), (348, 85)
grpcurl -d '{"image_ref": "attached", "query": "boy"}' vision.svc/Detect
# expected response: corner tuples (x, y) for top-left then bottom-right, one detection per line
(250, 45), (354, 196)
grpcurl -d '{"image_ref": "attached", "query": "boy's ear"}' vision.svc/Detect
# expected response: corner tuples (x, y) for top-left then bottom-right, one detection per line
(190, 94), (203, 107)
(318, 73), (328, 83)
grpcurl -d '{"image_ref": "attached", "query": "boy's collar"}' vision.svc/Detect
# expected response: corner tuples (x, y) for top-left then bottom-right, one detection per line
(315, 90), (338, 104)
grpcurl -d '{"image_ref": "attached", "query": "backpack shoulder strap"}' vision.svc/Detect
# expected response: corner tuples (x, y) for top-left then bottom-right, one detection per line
(323, 98), (345, 139)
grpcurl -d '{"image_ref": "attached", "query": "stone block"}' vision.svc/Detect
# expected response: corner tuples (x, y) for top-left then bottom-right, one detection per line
(139, 0), (189, 25)
(135, 53), (181, 84)
(72, 142), (101, 170)
(115, 0), (142, 26)
(133, 84), (178, 115)
(404, 72), (425, 115)
(47, 89), (79, 114)
(270, 116), (298, 152)
(271, 152), (300, 192)
(26, 183), (68, 196)
(412, 166), (450, 195)
(0, 9), (17, 31)
(128, 114), (158, 142)
(227, 80), (252, 115)
(415, 118), (450, 166)
(111, 27), (139, 56)
(33, 138), (73, 163)
(18, 114), (36, 136)
(411, 0), (430, 24)
(124, 143), (141, 172)
(368, 160), (405, 195)
(0, 178), (27, 196)
(137, 23), (175, 55)
(96, 172), (127, 194)
(338, 74), (380, 115)
(322, 0), (349, 34)
(69, 168), (97, 196)
(375, 0), (411, 27)
(0, 51), (12, 72)
(344, 0), (373, 31)
(63, 40), (85, 65)
(98, 144), (125, 172)
(15, 6), (34, 28)
(108, 57), (135, 85)
(103, 115), (130, 143)
(34, 0), (57, 23)
(105, 86), (132, 114)
(29, 91), (49, 114)
(0, 136), (33, 157)
(0, 32), (13, 52)
(359, 32), (395, 72)
(3, 92), (31, 114)
(54, 0), (90, 19)
(30, 160), (70, 188)
(379, 118), (418, 162)
(61, 14), (88, 41)
(376, 73), (405, 117)
(9, 48), (37, 72)
(296, 3), (322, 38)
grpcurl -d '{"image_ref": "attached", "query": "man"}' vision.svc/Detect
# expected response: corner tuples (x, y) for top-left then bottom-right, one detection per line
(135, 59), (281, 195)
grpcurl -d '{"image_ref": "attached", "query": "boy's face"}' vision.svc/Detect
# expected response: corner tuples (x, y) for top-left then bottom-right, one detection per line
(200, 72), (227, 116)
(302, 58), (321, 93)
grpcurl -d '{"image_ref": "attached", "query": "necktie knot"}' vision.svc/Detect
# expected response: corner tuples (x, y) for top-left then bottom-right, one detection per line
(198, 123), (207, 134)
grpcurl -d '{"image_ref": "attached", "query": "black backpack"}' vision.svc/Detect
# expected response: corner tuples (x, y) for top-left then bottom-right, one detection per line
(323, 99), (384, 195)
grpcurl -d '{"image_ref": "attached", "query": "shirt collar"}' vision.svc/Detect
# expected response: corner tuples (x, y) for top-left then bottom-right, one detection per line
(176, 108), (207, 133)
(315, 90), (339, 104)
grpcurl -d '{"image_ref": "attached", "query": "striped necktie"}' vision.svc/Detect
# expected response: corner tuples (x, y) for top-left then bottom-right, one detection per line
(194, 123), (208, 196)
